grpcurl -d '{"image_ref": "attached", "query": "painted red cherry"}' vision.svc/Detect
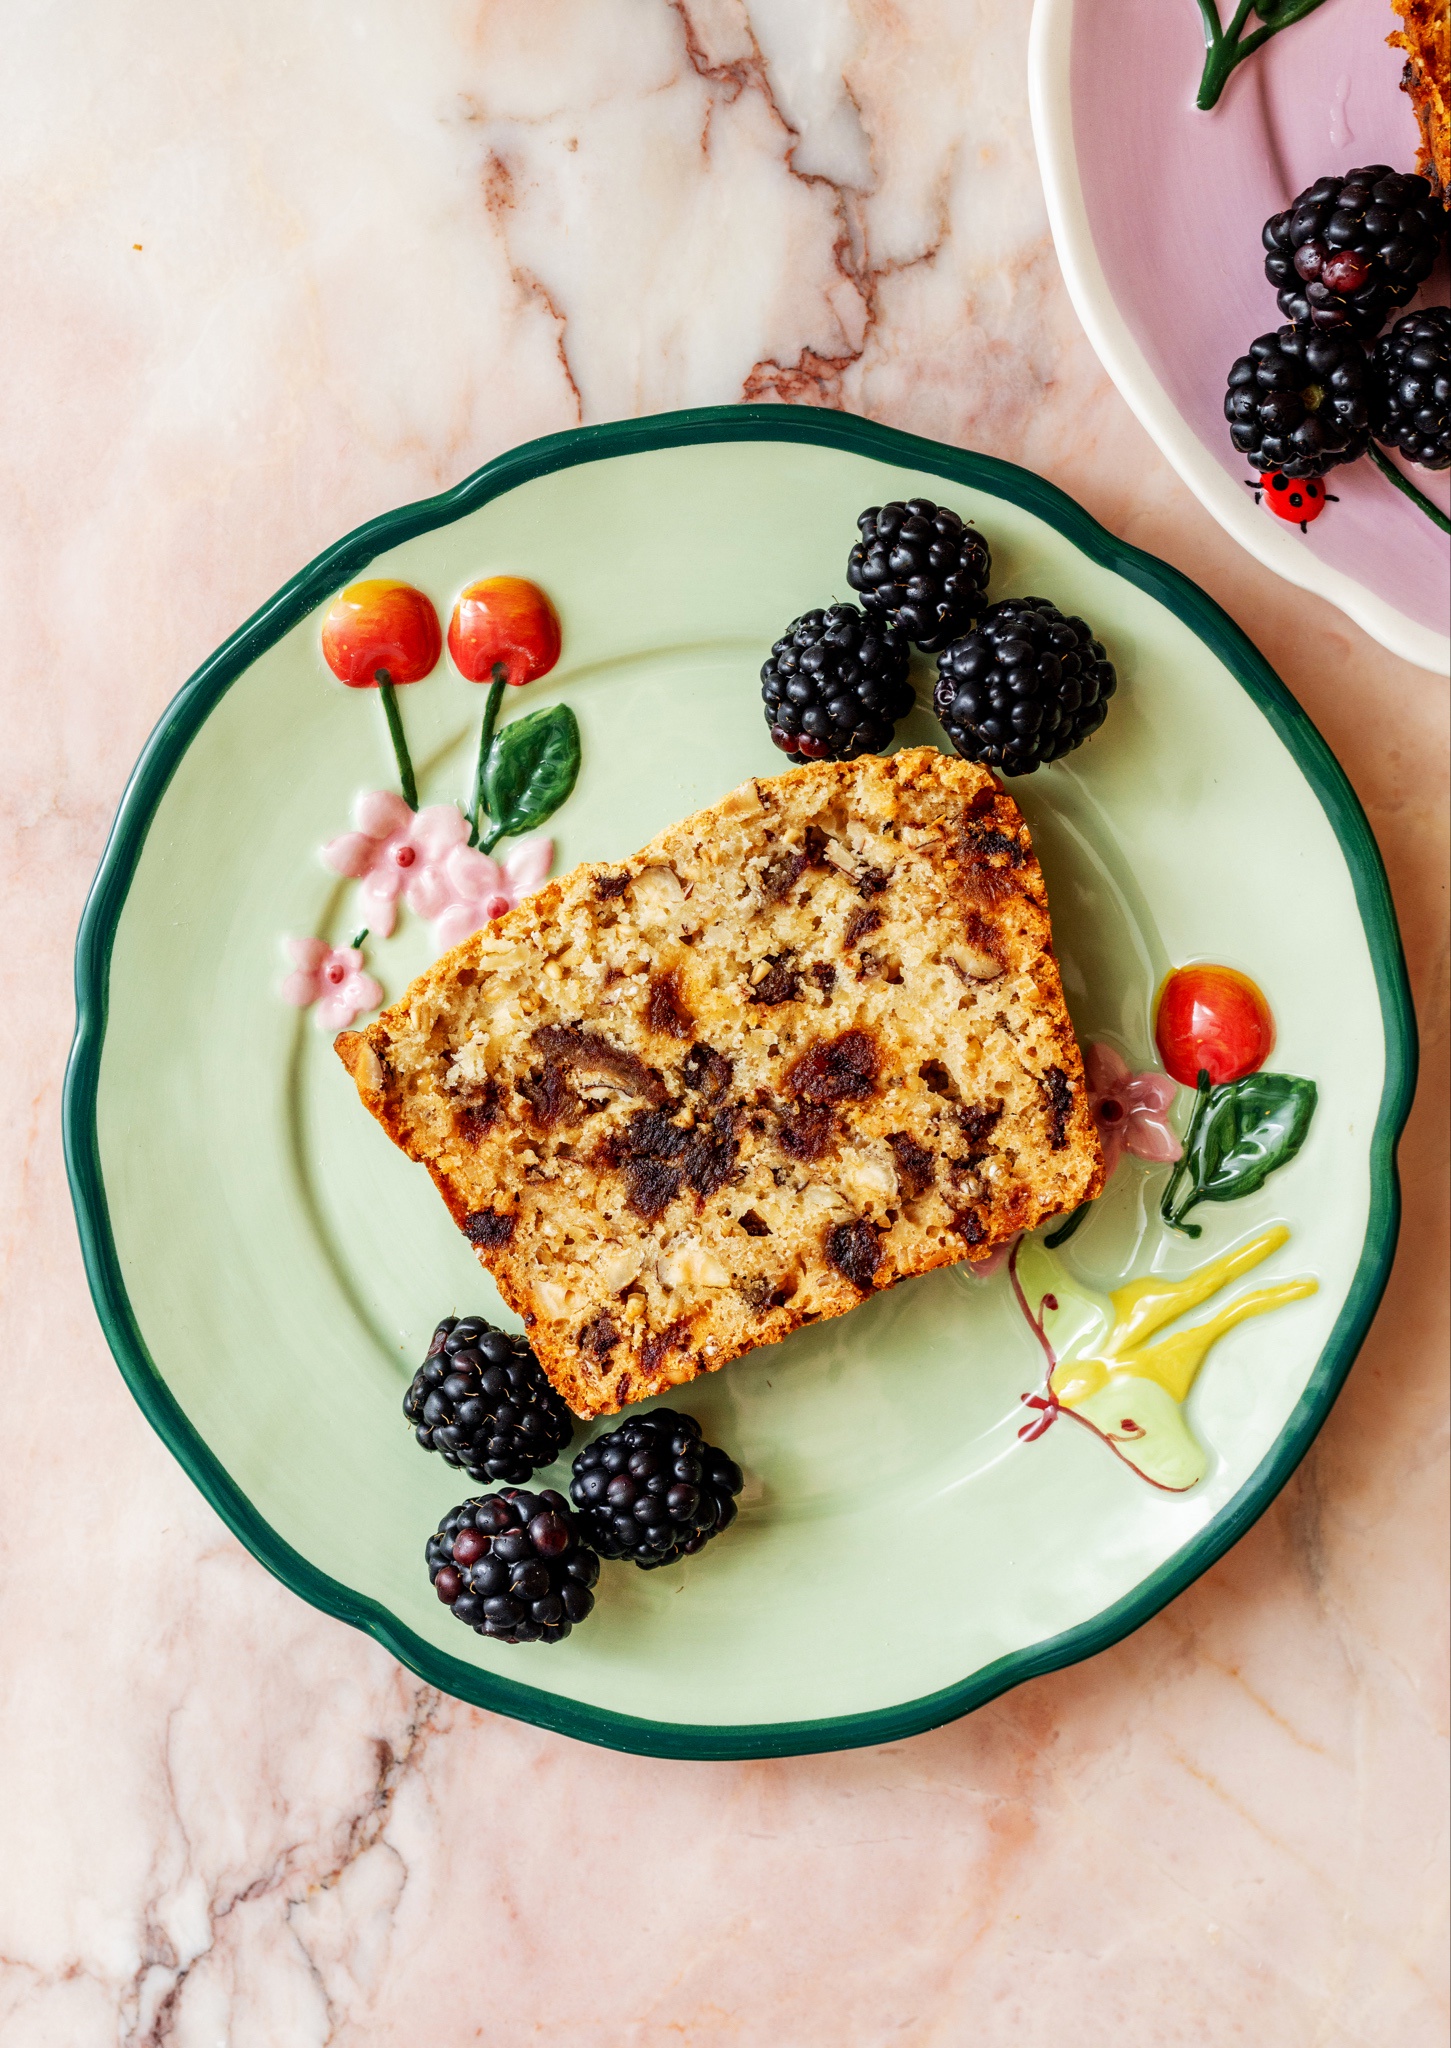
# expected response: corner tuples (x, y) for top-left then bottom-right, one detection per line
(1245, 470), (1335, 533)
(321, 579), (442, 688)
(450, 577), (562, 842)
(320, 579), (442, 808)
(448, 576), (561, 689)
(1155, 964), (1275, 1087)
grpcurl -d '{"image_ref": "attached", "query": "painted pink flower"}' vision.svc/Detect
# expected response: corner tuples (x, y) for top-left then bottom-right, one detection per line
(281, 938), (382, 1031)
(1086, 1043), (1182, 1175)
(322, 790), (469, 937)
(432, 837), (554, 951)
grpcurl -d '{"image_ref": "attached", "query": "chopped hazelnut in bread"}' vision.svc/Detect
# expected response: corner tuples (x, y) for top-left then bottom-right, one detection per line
(336, 748), (1104, 1418)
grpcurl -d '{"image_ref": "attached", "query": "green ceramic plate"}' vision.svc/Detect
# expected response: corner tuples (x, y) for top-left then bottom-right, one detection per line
(65, 408), (1414, 1758)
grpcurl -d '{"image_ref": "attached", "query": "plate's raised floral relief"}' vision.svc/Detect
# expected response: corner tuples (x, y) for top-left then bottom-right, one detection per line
(431, 836), (555, 951)
(281, 576), (578, 1024)
(1153, 963), (1317, 1236)
(1013, 967), (1320, 1488)
(322, 791), (471, 937)
(280, 936), (383, 1032)
(1084, 1042), (1181, 1174)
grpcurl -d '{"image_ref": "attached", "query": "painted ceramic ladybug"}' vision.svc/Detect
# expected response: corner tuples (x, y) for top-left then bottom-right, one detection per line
(1245, 470), (1337, 533)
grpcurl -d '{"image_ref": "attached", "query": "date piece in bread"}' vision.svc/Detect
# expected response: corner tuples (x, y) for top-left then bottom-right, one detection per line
(336, 748), (1104, 1419)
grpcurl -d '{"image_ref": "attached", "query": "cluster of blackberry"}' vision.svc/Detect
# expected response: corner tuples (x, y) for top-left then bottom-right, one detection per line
(932, 599), (1116, 782)
(425, 1490), (597, 1645)
(569, 1409), (743, 1568)
(405, 1314), (573, 1483)
(760, 498), (1118, 780)
(406, 1319), (746, 1645)
(1226, 166), (1448, 513)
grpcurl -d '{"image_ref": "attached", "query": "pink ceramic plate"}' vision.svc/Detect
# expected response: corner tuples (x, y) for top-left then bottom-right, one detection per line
(1031, 0), (1450, 674)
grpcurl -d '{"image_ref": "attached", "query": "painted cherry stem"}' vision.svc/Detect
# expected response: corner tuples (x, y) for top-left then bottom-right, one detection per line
(468, 666), (508, 846)
(1368, 443), (1451, 535)
(1192, 0), (1330, 111)
(375, 669), (419, 811)
(1159, 1069), (1213, 1237)
(1044, 1201), (1092, 1249)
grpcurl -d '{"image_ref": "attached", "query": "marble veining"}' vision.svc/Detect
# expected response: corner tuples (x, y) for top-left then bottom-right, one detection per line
(1, 0), (1446, 2042)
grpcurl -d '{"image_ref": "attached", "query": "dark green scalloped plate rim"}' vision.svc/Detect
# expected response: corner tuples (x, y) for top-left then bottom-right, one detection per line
(63, 406), (1417, 1760)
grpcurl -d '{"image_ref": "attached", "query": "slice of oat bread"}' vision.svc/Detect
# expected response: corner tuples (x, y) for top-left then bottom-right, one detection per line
(336, 747), (1104, 1419)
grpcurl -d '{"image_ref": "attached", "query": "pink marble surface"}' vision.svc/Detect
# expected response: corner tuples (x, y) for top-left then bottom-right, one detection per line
(1, 2), (1446, 2041)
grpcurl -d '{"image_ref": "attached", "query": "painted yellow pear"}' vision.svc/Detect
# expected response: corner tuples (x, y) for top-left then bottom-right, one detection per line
(1013, 1225), (1318, 1491)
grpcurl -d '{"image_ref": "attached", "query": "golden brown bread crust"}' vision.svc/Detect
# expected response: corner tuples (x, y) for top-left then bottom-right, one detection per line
(336, 749), (1104, 1418)
(1389, 0), (1449, 196)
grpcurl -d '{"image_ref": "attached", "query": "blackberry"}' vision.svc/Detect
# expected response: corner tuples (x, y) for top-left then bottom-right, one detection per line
(761, 604), (913, 763)
(404, 1315), (573, 1484)
(1224, 324), (1371, 478)
(1370, 306), (1451, 470)
(933, 597), (1116, 777)
(846, 498), (992, 651)
(426, 1488), (600, 1643)
(1262, 166), (1444, 337)
(569, 1409), (744, 1569)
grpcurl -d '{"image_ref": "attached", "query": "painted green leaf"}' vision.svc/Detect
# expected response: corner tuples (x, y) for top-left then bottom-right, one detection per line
(1251, 0), (1323, 28)
(1162, 1071), (1318, 1233)
(482, 703), (581, 848)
